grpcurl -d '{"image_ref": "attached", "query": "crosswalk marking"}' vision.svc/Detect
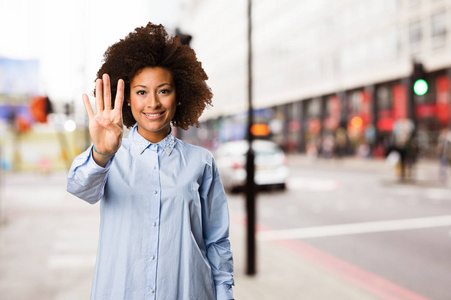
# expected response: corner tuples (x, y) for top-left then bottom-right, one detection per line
(287, 176), (340, 191)
(258, 215), (451, 241)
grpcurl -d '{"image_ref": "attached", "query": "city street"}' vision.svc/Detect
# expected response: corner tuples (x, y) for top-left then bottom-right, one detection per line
(0, 155), (450, 299)
(228, 155), (451, 300)
(2, 1), (451, 299)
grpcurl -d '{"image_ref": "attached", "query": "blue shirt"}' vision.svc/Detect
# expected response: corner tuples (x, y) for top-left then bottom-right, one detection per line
(67, 125), (234, 300)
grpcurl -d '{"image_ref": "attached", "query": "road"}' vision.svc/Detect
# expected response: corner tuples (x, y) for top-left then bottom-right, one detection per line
(227, 156), (451, 300)
(0, 156), (450, 299)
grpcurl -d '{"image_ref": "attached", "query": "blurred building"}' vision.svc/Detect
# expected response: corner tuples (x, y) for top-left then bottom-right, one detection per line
(179, 0), (451, 158)
(0, 57), (83, 171)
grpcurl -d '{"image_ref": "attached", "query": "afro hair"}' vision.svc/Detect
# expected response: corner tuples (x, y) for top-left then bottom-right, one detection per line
(95, 22), (213, 130)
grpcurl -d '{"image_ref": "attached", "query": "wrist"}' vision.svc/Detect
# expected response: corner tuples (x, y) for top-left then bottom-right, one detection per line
(93, 145), (117, 156)
(91, 146), (115, 168)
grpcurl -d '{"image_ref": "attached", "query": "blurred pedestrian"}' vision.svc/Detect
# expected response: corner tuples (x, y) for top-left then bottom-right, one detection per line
(335, 126), (347, 158)
(405, 132), (418, 179)
(321, 134), (335, 158)
(66, 23), (234, 300)
(437, 128), (451, 182)
(389, 120), (414, 180)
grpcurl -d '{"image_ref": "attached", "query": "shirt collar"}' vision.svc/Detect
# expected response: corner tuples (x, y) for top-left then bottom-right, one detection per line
(131, 124), (176, 155)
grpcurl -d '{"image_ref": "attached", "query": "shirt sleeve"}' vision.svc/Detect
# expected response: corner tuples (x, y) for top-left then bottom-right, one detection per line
(66, 145), (114, 204)
(199, 155), (234, 300)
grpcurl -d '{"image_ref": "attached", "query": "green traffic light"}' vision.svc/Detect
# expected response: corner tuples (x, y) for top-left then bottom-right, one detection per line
(413, 79), (428, 96)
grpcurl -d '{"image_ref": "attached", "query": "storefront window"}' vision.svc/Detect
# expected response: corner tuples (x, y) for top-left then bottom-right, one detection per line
(377, 86), (392, 110)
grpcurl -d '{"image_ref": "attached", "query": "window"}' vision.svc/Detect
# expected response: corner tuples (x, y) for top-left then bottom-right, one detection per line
(409, 20), (422, 44)
(431, 11), (446, 38)
(408, 0), (421, 8)
(377, 86), (392, 110)
(308, 98), (321, 117)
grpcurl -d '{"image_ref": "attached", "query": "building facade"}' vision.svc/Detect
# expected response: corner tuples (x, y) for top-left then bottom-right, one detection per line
(180, 0), (451, 158)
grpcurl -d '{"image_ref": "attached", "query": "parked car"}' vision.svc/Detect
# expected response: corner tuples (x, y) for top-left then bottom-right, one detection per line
(214, 140), (289, 193)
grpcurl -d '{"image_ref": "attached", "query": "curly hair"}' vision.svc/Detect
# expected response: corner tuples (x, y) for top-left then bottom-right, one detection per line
(95, 22), (212, 130)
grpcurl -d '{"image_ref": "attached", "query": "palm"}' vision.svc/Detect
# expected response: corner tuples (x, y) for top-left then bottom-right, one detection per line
(83, 74), (125, 154)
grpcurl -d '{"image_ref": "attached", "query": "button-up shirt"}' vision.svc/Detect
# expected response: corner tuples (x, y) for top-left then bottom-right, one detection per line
(67, 125), (234, 300)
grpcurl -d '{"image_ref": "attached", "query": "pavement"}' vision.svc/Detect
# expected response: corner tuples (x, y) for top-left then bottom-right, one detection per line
(286, 154), (450, 188)
(0, 155), (446, 300)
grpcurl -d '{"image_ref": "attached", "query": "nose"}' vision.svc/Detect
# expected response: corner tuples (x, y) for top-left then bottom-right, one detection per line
(146, 93), (161, 109)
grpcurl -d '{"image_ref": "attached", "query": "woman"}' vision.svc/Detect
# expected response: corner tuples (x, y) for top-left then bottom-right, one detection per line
(67, 23), (234, 300)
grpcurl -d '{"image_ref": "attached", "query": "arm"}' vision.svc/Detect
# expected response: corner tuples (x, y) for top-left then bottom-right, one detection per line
(200, 157), (234, 300)
(67, 73), (124, 203)
(66, 145), (113, 204)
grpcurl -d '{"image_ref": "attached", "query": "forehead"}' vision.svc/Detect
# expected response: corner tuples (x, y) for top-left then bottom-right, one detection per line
(131, 67), (173, 85)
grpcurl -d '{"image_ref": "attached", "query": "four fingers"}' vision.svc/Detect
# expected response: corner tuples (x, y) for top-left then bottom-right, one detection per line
(84, 76), (124, 153)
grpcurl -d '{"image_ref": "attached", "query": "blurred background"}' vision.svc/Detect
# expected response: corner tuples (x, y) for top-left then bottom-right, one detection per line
(1, 0), (451, 299)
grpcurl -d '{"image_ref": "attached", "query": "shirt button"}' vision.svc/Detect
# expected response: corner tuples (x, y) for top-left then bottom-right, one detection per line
(151, 256), (155, 260)
(150, 289), (154, 293)
(152, 222), (156, 227)
(153, 166), (156, 170)
(154, 190), (158, 194)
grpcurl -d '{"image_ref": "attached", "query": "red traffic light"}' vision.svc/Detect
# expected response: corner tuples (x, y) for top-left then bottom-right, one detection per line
(30, 96), (52, 123)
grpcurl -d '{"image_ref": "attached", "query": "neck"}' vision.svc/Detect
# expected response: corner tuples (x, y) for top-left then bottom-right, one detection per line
(137, 126), (171, 143)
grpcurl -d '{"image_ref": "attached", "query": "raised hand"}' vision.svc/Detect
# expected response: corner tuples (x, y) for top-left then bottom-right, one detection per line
(83, 74), (124, 166)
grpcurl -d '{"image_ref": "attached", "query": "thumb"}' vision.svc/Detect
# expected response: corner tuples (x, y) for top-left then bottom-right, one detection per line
(95, 116), (122, 136)
(95, 116), (109, 127)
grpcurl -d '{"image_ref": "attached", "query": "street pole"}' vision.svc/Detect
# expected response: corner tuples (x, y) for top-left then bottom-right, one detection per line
(245, 0), (256, 276)
(447, 67), (451, 130)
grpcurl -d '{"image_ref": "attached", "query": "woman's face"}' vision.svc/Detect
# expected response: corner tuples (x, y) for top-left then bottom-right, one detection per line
(129, 67), (177, 143)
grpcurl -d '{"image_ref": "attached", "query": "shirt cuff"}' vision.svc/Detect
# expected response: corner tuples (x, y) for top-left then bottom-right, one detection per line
(88, 145), (114, 169)
(216, 284), (234, 300)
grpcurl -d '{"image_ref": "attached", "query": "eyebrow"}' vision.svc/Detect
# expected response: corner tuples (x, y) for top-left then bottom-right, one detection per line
(132, 83), (173, 89)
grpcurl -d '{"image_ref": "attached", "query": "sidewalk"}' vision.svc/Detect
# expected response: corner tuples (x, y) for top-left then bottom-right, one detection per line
(0, 155), (442, 299)
(287, 154), (450, 188)
(229, 218), (381, 300)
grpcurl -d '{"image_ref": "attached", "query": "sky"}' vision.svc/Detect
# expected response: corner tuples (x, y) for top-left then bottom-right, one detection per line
(0, 0), (182, 104)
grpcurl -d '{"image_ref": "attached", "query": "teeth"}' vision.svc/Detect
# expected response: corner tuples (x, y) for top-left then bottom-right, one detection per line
(145, 113), (162, 117)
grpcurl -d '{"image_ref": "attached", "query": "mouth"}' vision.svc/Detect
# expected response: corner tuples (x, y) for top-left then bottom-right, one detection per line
(143, 111), (165, 120)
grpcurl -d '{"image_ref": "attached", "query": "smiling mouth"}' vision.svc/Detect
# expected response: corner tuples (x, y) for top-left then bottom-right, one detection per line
(143, 111), (165, 120)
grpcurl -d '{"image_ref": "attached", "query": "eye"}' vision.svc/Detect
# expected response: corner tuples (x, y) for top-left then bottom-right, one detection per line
(159, 89), (172, 95)
(136, 90), (146, 96)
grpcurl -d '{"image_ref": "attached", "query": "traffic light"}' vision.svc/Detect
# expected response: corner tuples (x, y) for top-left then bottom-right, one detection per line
(175, 28), (192, 46)
(30, 96), (53, 123)
(412, 62), (428, 96)
(64, 102), (74, 117)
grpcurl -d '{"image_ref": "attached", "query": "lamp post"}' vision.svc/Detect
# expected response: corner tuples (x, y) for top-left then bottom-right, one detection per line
(245, 0), (256, 276)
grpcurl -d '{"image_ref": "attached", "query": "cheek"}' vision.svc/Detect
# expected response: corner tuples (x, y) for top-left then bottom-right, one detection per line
(168, 103), (177, 118)
(130, 98), (143, 111)
(129, 101), (142, 119)
(164, 96), (177, 113)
